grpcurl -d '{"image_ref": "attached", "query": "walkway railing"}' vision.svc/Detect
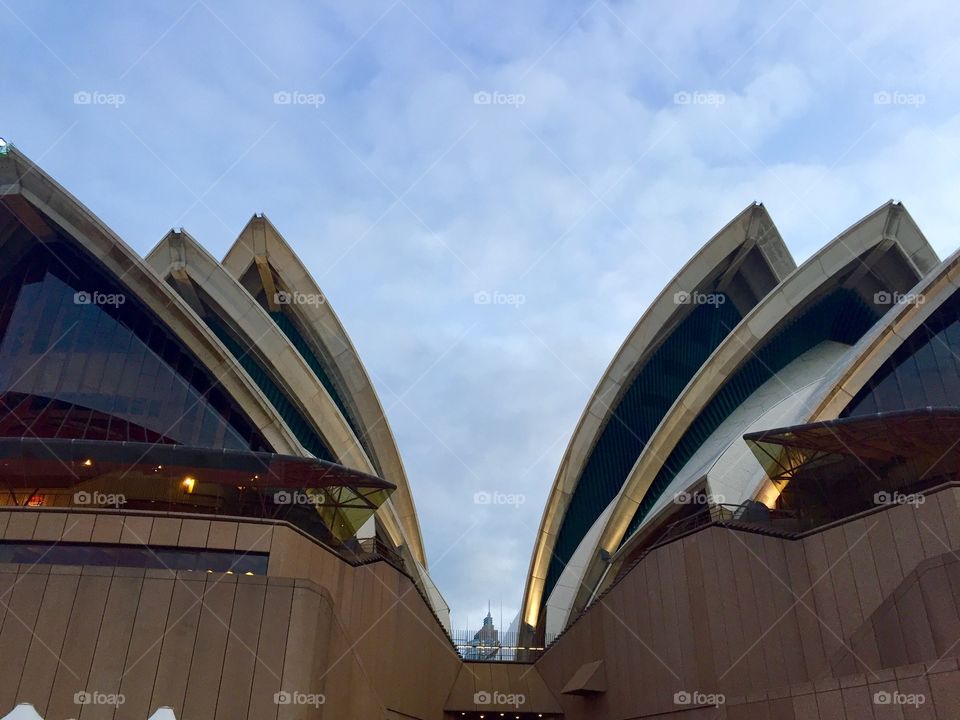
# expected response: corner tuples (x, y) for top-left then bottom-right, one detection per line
(451, 630), (556, 662)
(657, 502), (801, 544)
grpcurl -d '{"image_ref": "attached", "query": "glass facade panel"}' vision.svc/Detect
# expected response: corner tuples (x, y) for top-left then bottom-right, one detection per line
(250, 284), (371, 463)
(189, 291), (335, 461)
(844, 291), (960, 416)
(624, 287), (880, 542)
(0, 540), (268, 574)
(0, 242), (271, 451)
(543, 295), (743, 602)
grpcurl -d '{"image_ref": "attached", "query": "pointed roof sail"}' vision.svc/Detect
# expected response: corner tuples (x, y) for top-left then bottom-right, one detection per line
(146, 228), (372, 469)
(0, 147), (304, 457)
(521, 204), (795, 632)
(221, 214), (427, 568)
(587, 202), (938, 608)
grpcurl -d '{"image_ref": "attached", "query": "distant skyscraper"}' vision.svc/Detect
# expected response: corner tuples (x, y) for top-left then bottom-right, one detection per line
(462, 604), (501, 660)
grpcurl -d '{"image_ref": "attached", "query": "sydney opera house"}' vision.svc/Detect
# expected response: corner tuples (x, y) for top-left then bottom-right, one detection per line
(2, 142), (960, 719)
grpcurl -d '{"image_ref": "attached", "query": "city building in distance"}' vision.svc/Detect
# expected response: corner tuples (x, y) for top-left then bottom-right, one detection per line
(458, 605), (501, 661)
(3, 144), (960, 718)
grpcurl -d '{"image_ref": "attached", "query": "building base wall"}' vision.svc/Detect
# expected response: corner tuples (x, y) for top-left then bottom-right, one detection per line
(0, 509), (461, 720)
(533, 485), (960, 719)
(4, 487), (960, 719)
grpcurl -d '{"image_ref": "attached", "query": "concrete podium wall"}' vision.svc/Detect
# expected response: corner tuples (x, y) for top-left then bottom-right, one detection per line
(0, 509), (460, 720)
(532, 485), (960, 719)
(5, 492), (960, 719)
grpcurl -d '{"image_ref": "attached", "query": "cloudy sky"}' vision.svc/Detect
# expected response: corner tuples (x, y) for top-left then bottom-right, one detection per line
(2, 0), (959, 634)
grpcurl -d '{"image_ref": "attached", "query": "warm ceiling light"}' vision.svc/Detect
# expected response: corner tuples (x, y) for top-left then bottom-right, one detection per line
(182, 476), (196, 493)
(82, 458), (93, 467)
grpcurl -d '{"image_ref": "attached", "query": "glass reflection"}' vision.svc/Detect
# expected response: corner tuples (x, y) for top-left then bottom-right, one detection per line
(845, 292), (960, 416)
(0, 243), (270, 451)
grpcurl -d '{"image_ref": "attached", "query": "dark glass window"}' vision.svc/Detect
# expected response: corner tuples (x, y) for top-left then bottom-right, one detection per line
(0, 242), (271, 451)
(543, 295), (744, 602)
(188, 289), (335, 462)
(844, 291), (960, 416)
(623, 287), (880, 543)
(268, 307), (367, 445)
(0, 540), (267, 574)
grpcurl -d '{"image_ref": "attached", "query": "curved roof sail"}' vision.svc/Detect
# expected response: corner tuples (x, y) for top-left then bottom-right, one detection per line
(221, 214), (427, 568)
(521, 203), (795, 632)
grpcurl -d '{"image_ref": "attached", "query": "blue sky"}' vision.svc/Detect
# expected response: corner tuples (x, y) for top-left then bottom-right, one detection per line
(2, 0), (959, 633)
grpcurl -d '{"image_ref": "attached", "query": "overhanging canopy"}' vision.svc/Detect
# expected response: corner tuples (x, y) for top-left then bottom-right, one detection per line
(744, 408), (960, 526)
(745, 407), (960, 477)
(0, 437), (395, 542)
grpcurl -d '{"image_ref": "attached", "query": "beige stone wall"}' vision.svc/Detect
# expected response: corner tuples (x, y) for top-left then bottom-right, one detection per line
(625, 662), (960, 719)
(533, 485), (960, 719)
(724, 662), (960, 720)
(5, 490), (960, 719)
(0, 566), (341, 719)
(0, 509), (460, 719)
